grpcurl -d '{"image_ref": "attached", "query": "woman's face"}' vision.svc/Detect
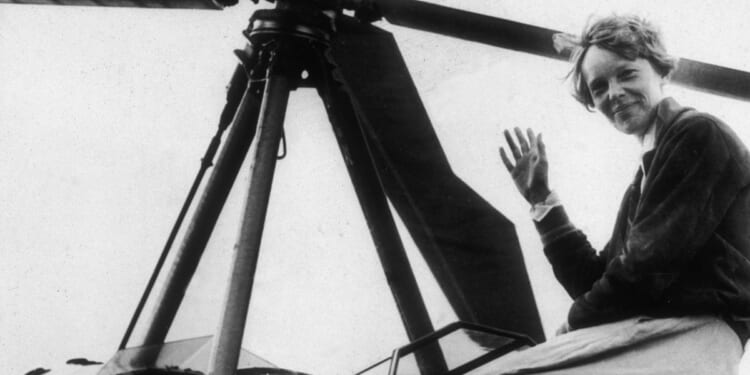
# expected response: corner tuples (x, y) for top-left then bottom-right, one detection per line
(582, 45), (666, 138)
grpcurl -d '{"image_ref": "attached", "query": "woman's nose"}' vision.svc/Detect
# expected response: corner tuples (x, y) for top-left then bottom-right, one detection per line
(608, 81), (626, 100)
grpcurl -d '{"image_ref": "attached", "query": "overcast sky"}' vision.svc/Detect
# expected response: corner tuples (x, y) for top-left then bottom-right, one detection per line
(3, 1), (750, 374)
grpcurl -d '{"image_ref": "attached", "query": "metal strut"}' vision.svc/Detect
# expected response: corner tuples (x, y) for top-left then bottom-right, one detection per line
(133, 4), (449, 374)
(118, 64), (249, 351)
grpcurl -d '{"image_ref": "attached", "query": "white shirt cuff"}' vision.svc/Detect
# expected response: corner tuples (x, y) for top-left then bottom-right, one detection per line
(530, 190), (562, 222)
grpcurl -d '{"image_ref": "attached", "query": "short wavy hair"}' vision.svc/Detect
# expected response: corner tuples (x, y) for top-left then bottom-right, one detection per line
(562, 15), (678, 110)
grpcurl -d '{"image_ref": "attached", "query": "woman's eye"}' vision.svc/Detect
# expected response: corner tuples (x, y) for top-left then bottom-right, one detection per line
(620, 70), (636, 79)
(590, 85), (605, 97)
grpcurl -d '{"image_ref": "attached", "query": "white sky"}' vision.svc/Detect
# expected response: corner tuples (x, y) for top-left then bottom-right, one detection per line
(2, 1), (750, 374)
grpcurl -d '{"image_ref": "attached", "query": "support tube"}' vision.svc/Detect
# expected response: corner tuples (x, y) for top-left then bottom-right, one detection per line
(207, 71), (292, 375)
(139, 66), (264, 347)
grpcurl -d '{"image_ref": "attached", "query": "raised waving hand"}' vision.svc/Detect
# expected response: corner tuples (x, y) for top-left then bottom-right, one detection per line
(499, 127), (551, 204)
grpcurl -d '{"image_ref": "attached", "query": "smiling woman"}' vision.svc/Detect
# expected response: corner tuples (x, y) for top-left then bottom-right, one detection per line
(499, 12), (750, 375)
(581, 47), (667, 137)
(3, 2), (750, 375)
(569, 15), (677, 139)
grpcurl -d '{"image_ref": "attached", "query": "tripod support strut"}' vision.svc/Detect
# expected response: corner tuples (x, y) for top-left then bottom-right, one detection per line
(135, 4), (460, 374)
(208, 40), (298, 375)
(139, 54), (266, 348)
(314, 46), (447, 374)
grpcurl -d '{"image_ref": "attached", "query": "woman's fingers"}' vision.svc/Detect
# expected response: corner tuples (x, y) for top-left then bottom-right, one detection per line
(514, 127), (529, 153)
(527, 128), (537, 150)
(503, 130), (522, 160)
(502, 128), (543, 168)
(538, 133), (546, 158)
(499, 147), (514, 172)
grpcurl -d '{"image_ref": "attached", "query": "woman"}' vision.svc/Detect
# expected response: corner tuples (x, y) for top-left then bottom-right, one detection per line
(496, 15), (750, 374)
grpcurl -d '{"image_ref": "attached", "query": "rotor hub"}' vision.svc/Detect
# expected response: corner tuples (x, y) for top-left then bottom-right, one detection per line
(246, 8), (335, 46)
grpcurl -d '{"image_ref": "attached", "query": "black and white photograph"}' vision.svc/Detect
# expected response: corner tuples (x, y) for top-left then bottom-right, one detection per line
(2, 1), (750, 374)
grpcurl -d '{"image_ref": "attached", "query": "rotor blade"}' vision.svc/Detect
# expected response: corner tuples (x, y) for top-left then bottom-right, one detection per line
(328, 16), (545, 343)
(375, 0), (564, 60)
(672, 58), (750, 102)
(373, 0), (750, 101)
(0, 0), (220, 9)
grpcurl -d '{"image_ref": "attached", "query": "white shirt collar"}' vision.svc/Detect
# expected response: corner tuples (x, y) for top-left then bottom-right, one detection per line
(639, 121), (657, 174)
(641, 122), (657, 154)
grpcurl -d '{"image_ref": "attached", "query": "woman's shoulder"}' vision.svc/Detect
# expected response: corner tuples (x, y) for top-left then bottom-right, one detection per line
(661, 106), (739, 148)
(663, 105), (750, 176)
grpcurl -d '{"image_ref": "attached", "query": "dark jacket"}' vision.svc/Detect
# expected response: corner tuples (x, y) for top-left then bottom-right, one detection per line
(537, 98), (750, 343)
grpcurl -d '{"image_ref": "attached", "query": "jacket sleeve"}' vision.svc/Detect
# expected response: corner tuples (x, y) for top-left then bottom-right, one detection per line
(568, 117), (741, 329)
(535, 204), (609, 300)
